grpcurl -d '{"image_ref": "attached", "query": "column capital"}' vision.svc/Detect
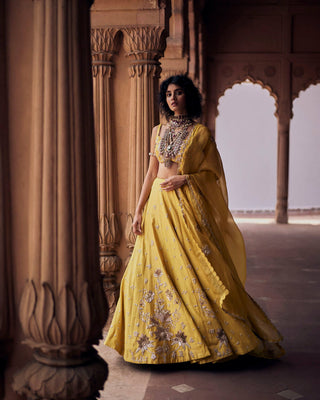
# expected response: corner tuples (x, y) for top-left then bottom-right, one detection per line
(123, 26), (165, 78)
(91, 28), (121, 77)
(123, 25), (166, 61)
(91, 27), (121, 62)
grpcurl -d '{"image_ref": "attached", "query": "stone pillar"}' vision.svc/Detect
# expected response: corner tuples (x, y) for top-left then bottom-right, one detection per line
(12, 1), (108, 399)
(123, 26), (165, 261)
(276, 110), (290, 223)
(91, 27), (122, 321)
(276, 15), (292, 224)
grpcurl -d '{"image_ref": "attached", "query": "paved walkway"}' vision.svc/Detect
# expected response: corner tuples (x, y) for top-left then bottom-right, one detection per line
(97, 214), (320, 400)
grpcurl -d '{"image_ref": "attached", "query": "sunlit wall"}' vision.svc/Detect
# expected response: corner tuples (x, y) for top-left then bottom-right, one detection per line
(215, 81), (277, 211)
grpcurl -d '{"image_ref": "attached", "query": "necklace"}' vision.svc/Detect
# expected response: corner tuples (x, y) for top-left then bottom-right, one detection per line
(159, 116), (193, 168)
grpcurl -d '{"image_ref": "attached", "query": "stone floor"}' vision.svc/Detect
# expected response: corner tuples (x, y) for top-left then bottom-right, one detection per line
(97, 213), (320, 400)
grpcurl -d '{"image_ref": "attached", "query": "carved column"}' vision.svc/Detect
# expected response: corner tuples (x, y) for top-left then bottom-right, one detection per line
(123, 26), (165, 262)
(12, 1), (108, 399)
(91, 27), (122, 321)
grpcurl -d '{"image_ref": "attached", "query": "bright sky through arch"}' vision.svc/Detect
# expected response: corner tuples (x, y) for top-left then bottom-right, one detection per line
(289, 84), (320, 210)
(215, 81), (277, 212)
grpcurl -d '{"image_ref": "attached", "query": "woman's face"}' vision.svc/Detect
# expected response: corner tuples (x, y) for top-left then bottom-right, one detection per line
(166, 84), (187, 116)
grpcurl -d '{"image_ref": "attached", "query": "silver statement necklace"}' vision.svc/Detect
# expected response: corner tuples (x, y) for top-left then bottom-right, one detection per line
(159, 116), (193, 168)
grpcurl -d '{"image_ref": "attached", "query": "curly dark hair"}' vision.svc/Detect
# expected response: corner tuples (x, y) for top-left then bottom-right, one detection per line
(159, 75), (202, 120)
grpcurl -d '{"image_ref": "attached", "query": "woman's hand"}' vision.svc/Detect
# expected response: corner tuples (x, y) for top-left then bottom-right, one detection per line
(160, 175), (187, 191)
(132, 212), (143, 235)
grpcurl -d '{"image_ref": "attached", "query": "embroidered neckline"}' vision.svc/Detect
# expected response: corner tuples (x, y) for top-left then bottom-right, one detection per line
(155, 123), (200, 168)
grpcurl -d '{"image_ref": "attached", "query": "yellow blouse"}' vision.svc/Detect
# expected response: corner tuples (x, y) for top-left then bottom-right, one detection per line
(153, 123), (193, 166)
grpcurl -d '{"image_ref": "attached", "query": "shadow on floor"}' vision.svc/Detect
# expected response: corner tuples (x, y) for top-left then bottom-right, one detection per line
(129, 354), (281, 373)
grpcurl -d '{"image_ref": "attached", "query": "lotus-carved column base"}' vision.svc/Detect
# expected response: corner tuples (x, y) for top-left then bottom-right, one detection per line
(14, 279), (108, 398)
(12, 351), (108, 400)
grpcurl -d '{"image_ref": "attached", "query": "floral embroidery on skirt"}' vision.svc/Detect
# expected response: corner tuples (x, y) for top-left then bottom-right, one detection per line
(104, 178), (284, 364)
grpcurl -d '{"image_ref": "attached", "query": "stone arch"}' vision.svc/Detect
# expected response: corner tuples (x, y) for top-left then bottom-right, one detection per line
(215, 76), (279, 119)
(292, 77), (320, 102)
(215, 80), (278, 211)
(292, 65), (320, 102)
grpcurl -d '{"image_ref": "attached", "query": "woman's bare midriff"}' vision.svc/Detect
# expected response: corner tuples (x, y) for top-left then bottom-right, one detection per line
(157, 162), (179, 179)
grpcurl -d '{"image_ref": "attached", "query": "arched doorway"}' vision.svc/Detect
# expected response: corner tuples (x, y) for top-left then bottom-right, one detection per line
(215, 81), (277, 212)
(289, 84), (320, 211)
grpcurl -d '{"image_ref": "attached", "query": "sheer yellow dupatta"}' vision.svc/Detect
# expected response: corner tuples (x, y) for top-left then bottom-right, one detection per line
(179, 124), (247, 288)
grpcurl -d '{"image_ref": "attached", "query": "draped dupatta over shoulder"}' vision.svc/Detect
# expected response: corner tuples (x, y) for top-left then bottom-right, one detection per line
(180, 124), (246, 284)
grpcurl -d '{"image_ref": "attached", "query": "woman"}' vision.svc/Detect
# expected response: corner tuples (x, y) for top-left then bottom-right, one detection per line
(104, 75), (284, 364)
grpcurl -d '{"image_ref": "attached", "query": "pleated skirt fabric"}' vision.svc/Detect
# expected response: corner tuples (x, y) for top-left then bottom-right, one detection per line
(104, 178), (284, 364)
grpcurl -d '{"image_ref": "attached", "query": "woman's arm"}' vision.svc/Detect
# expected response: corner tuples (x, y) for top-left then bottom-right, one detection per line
(160, 174), (187, 191)
(161, 128), (217, 193)
(132, 125), (160, 235)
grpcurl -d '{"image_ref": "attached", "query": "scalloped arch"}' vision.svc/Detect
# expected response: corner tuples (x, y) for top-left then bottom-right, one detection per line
(216, 77), (279, 118)
(293, 79), (320, 102)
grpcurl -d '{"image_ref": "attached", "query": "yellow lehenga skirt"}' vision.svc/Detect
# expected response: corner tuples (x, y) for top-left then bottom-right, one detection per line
(104, 178), (284, 364)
